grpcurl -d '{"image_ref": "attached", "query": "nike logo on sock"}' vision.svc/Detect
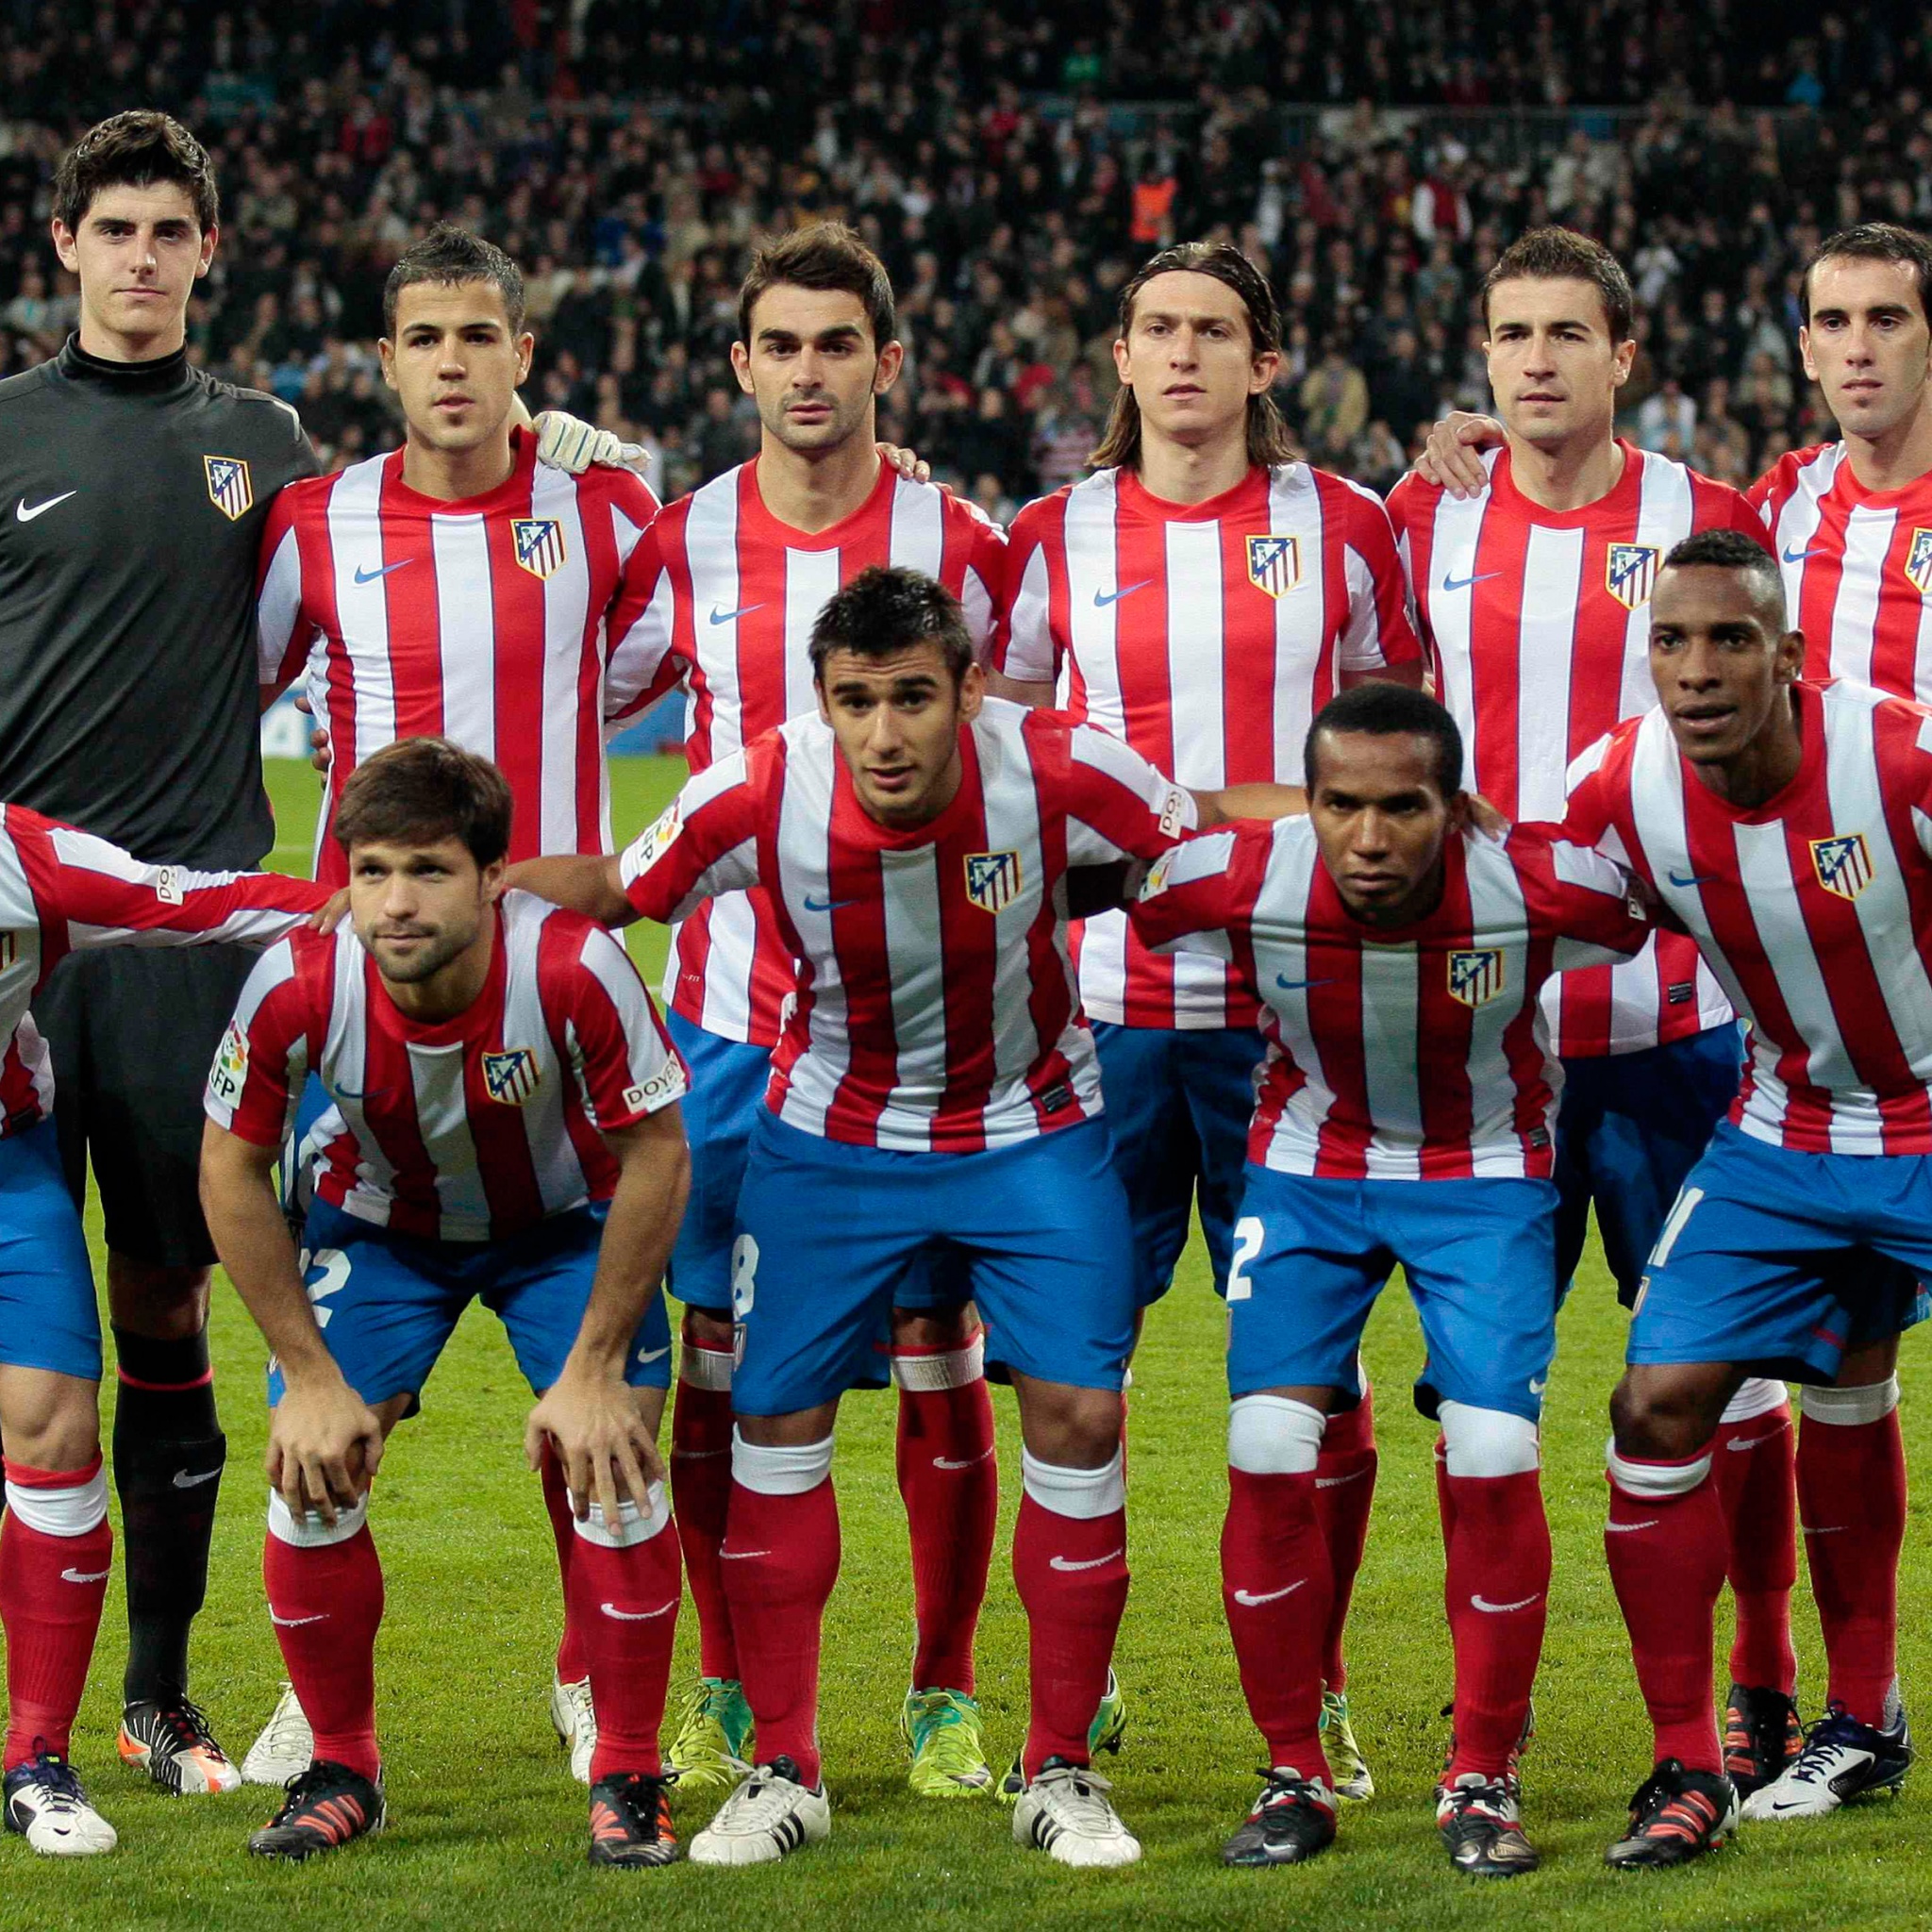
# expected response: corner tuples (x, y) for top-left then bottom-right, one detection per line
(671, 1447), (729, 1460)
(1725, 1431), (1783, 1452)
(933, 1449), (995, 1470)
(271, 1611), (328, 1626)
(1471, 1591), (1543, 1613)
(1049, 1548), (1124, 1573)
(721, 1549), (771, 1559)
(1606, 1519), (1659, 1532)
(1315, 1468), (1369, 1489)
(1232, 1580), (1306, 1607)
(1803, 1524), (1847, 1535)
(601, 1600), (677, 1621)
(59, 1567), (109, 1585)
(172, 1467), (222, 1488)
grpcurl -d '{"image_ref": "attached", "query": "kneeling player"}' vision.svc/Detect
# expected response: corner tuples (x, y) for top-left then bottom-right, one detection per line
(0, 809), (328, 1854)
(1130, 684), (1659, 1876)
(199, 740), (691, 1867)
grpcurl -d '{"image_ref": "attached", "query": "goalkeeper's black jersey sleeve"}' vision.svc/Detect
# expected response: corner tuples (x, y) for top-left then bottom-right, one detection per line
(0, 337), (321, 869)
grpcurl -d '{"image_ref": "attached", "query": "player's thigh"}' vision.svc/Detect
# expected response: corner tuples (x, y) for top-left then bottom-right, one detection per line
(485, 1203), (675, 1398)
(662, 1011), (771, 1321)
(1386, 1176), (1560, 1423)
(1178, 1025), (1267, 1293)
(1091, 1021), (1195, 1306)
(1225, 1166), (1391, 1400)
(953, 1118), (1137, 1393)
(272, 1203), (469, 1414)
(39, 944), (255, 1268)
(0, 1116), (102, 1384)
(729, 1112), (927, 1417)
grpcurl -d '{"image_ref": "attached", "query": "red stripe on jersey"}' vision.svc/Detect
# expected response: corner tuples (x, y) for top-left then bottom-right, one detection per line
(575, 495), (623, 851)
(1415, 856), (1478, 1178)
(456, 938), (548, 1232)
(376, 457), (445, 740)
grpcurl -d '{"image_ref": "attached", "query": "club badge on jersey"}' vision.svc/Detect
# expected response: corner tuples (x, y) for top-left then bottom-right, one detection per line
(512, 517), (566, 580)
(204, 455), (254, 521)
(1811, 832), (1874, 902)
(964, 849), (1022, 914)
(1605, 541), (1660, 610)
(1906, 528), (1932, 597)
(1245, 533), (1303, 598)
(482, 1047), (541, 1106)
(1447, 946), (1507, 1008)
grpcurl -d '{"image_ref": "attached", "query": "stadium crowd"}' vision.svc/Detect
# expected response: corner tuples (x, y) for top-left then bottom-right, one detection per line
(3, 3), (1932, 512)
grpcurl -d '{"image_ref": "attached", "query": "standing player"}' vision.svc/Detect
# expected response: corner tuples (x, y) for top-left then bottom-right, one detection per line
(508, 565), (1300, 1868)
(0, 807), (328, 1854)
(603, 225), (1010, 1795)
(1391, 228), (1804, 1795)
(1131, 685), (1658, 1876)
(199, 740), (692, 1868)
(989, 239), (1423, 1798)
(1561, 530), (1927, 1863)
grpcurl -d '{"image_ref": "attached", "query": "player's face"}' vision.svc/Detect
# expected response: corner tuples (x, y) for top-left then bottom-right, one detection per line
(1799, 258), (1932, 443)
(1483, 277), (1634, 448)
(732, 285), (903, 455)
(1113, 271), (1278, 451)
(816, 643), (986, 828)
(379, 282), (534, 455)
(1307, 730), (1462, 927)
(51, 182), (215, 355)
(1649, 565), (1806, 766)
(347, 836), (505, 987)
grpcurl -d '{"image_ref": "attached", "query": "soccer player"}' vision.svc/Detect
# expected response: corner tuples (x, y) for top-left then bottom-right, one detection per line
(1391, 227), (1805, 1795)
(1130, 683), (1657, 1876)
(199, 739), (691, 1867)
(0, 808), (328, 1854)
(507, 564), (1299, 1868)
(1561, 529), (1927, 1864)
(601, 225), (1009, 1796)
(989, 238), (1423, 1799)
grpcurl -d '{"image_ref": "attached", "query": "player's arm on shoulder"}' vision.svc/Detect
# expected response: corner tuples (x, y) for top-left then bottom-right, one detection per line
(503, 854), (634, 926)
(1126, 826), (1248, 959)
(1414, 410), (1505, 497)
(1061, 722), (1200, 861)
(1337, 484), (1427, 690)
(613, 750), (766, 924)
(1195, 782), (1306, 825)
(1516, 823), (1661, 958)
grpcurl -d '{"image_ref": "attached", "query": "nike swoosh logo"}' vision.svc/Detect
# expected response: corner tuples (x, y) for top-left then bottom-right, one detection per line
(1782, 543), (1824, 564)
(1803, 1524), (1846, 1535)
(1049, 1547), (1124, 1573)
(1726, 1431), (1785, 1452)
(1441, 571), (1500, 591)
(635, 1345), (672, 1365)
(1233, 1581), (1306, 1607)
(1606, 1519), (1659, 1533)
(60, 1567), (109, 1585)
(934, 1449), (995, 1471)
(803, 895), (861, 914)
(1093, 579), (1153, 608)
(1315, 1468), (1369, 1490)
(1275, 974), (1333, 991)
(1668, 870), (1719, 889)
(271, 1611), (328, 1626)
(721, 1548), (772, 1559)
(172, 1468), (222, 1489)
(601, 1600), (677, 1621)
(1471, 1591), (1543, 1613)
(710, 603), (764, 625)
(354, 558), (412, 584)
(17, 491), (75, 522)
(1528, 1377), (1548, 1395)
(671, 1447), (730, 1460)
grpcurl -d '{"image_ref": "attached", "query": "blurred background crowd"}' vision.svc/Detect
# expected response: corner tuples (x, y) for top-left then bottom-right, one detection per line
(4, 1), (1931, 513)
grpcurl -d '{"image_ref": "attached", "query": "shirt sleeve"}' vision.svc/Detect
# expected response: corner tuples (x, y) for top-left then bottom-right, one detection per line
(551, 921), (691, 1130)
(1059, 720), (1198, 864)
(1337, 482), (1424, 675)
(991, 506), (1058, 683)
(604, 523), (686, 725)
(618, 746), (766, 923)
(203, 941), (309, 1146)
(1512, 825), (1656, 969)
(956, 505), (1007, 658)
(255, 488), (311, 696)
(1126, 826), (1251, 961)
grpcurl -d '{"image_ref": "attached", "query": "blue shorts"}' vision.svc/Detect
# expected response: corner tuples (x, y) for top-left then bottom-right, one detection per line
(1629, 1122), (1932, 1380)
(729, 1111), (1136, 1416)
(1227, 1164), (1559, 1423)
(275, 1198), (673, 1411)
(1093, 1020), (1262, 1305)
(1555, 1024), (1741, 1305)
(0, 1117), (99, 1379)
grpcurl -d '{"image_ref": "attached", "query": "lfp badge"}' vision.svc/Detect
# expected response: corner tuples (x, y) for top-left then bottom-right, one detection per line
(1447, 947), (1506, 1008)
(963, 850), (1022, 914)
(512, 517), (566, 580)
(1605, 542), (1660, 610)
(1810, 832), (1874, 902)
(204, 455), (254, 521)
(482, 1047), (541, 1106)
(1246, 534), (1303, 598)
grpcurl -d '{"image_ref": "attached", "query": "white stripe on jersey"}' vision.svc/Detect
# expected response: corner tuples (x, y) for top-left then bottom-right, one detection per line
(533, 459), (594, 857)
(327, 458), (396, 770)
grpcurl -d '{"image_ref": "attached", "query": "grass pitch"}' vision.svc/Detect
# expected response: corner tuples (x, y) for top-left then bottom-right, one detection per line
(8, 754), (1930, 1929)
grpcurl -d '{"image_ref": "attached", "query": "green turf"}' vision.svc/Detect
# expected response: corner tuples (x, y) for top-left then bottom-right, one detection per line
(9, 756), (1928, 1927)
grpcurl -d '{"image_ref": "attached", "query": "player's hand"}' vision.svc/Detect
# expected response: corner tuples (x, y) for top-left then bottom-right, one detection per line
(293, 691), (332, 773)
(1466, 792), (1510, 841)
(525, 1367), (665, 1525)
(267, 1373), (385, 1525)
(1414, 411), (1506, 497)
(535, 408), (645, 475)
(878, 441), (931, 485)
(310, 886), (351, 934)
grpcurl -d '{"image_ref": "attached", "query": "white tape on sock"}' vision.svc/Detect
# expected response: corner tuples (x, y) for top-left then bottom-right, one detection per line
(731, 1429), (834, 1496)
(891, 1331), (984, 1391)
(3, 1464), (108, 1538)
(1800, 1375), (1900, 1426)
(1440, 1401), (1541, 1477)
(1720, 1376), (1790, 1425)
(1226, 1395), (1326, 1475)
(1020, 1446), (1124, 1518)
(571, 1480), (672, 1547)
(266, 1488), (369, 1548)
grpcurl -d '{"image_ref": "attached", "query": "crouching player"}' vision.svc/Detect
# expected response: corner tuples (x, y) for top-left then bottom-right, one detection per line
(1129, 684), (1659, 1877)
(0, 807), (329, 1855)
(198, 739), (692, 1868)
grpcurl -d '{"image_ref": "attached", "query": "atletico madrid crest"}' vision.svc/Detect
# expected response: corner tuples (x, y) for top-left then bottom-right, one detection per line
(1905, 528), (1932, 596)
(1447, 947), (1506, 1008)
(963, 849), (1022, 914)
(1810, 832), (1874, 901)
(482, 1047), (541, 1106)
(1246, 534), (1303, 598)
(204, 455), (253, 521)
(511, 517), (566, 580)
(1605, 542), (1660, 610)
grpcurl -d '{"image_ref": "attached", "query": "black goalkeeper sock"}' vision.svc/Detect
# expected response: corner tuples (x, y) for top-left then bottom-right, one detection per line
(110, 1324), (225, 1706)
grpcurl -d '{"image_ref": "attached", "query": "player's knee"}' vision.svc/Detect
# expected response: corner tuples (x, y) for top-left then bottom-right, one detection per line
(1609, 1365), (1724, 1459)
(681, 1305), (734, 1350)
(1438, 1400), (1541, 1477)
(1016, 1381), (1123, 1468)
(0, 1370), (102, 1473)
(888, 1301), (980, 1351)
(106, 1257), (212, 1339)
(1226, 1394), (1326, 1474)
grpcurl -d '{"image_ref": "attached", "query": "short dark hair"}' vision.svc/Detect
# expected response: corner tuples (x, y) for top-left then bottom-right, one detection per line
(809, 565), (974, 686)
(54, 110), (218, 236)
(332, 737), (513, 869)
(383, 224), (525, 338)
(1660, 527), (1788, 622)
(1801, 221), (1932, 325)
(1304, 684), (1465, 796)
(1482, 226), (1635, 343)
(1091, 239), (1293, 469)
(737, 222), (895, 351)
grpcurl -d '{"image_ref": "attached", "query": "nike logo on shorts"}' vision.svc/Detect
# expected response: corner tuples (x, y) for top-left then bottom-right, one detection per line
(1471, 1591), (1542, 1613)
(172, 1468), (222, 1488)
(1049, 1548), (1124, 1573)
(601, 1600), (677, 1621)
(1232, 1580), (1306, 1607)
(635, 1345), (672, 1365)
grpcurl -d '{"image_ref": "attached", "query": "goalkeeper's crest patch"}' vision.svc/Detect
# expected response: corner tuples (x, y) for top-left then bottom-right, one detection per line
(204, 456), (254, 521)
(208, 1020), (250, 1107)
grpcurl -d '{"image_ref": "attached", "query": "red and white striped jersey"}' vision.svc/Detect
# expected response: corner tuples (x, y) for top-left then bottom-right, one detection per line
(1390, 442), (1765, 1057)
(1750, 442), (1932, 702)
(617, 698), (1196, 1153)
(605, 458), (1006, 1048)
(1563, 679), (1932, 1156)
(205, 890), (687, 1241)
(256, 429), (663, 885)
(0, 804), (326, 1140)
(1128, 816), (1653, 1179)
(994, 461), (1421, 1029)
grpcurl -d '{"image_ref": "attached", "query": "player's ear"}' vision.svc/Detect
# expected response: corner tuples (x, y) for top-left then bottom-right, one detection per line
(874, 338), (904, 394)
(1611, 336), (1636, 388)
(1777, 627), (1807, 684)
(1248, 346), (1281, 395)
(1445, 789), (1472, 833)
(1111, 334), (1132, 385)
(196, 224), (218, 276)
(1797, 325), (1818, 384)
(515, 331), (535, 383)
(729, 341), (756, 396)
(377, 338), (398, 392)
(957, 660), (986, 722)
(50, 219), (78, 273)
(480, 856), (508, 904)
